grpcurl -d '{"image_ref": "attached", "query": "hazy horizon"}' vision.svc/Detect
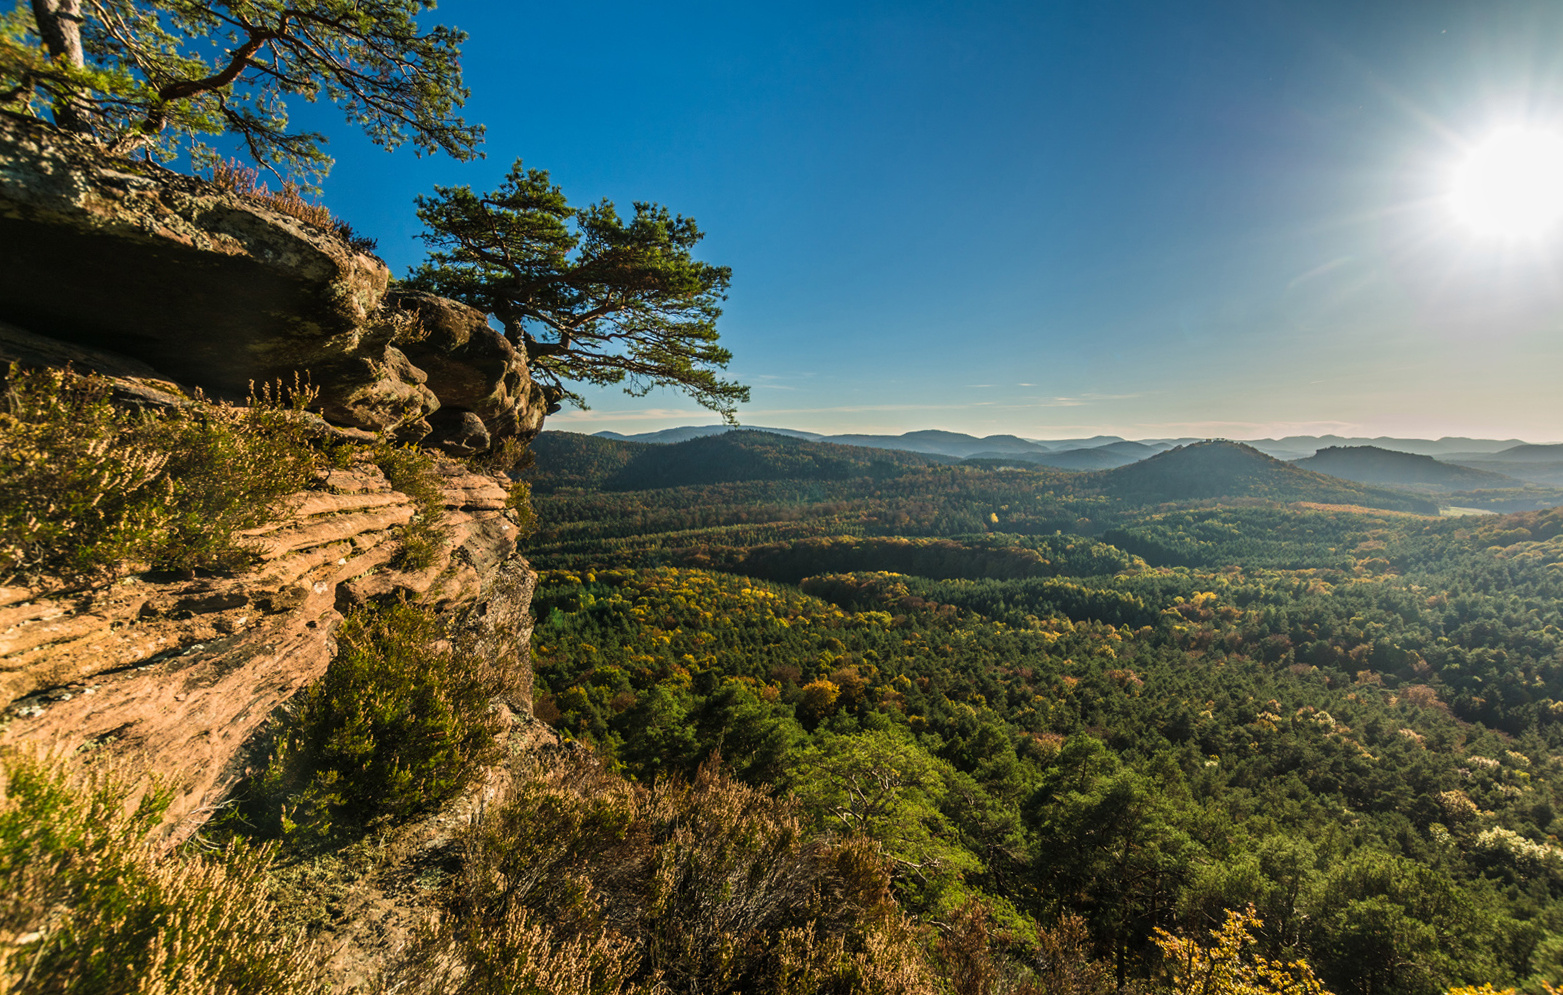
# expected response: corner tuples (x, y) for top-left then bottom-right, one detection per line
(547, 416), (1557, 448)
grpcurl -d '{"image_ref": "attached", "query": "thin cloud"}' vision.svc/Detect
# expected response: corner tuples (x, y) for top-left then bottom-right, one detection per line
(950, 387), (1144, 405)
(1287, 256), (1354, 290)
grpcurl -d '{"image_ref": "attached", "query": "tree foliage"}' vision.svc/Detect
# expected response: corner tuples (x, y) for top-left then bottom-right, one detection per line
(2, 0), (481, 179)
(1154, 907), (1334, 995)
(406, 162), (749, 420)
(514, 439), (1563, 993)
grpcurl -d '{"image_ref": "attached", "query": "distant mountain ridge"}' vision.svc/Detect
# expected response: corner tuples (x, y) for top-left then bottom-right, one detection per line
(1093, 441), (1439, 513)
(1295, 446), (1520, 491)
(532, 429), (945, 492)
(540, 432), (1437, 514)
(594, 425), (824, 444)
(592, 424), (1542, 462)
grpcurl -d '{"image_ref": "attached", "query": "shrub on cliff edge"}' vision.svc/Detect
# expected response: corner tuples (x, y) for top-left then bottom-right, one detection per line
(0, 365), (318, 584)
(0, 753), (328, 994)
(243, 600), (512, 839)
(383, 756), (936, 995)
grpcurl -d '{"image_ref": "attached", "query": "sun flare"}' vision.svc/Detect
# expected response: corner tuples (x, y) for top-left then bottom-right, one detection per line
(1450, 128), (1563, 238)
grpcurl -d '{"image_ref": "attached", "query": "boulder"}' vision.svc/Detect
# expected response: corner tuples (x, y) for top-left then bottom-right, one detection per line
(0, 112), (542, 447)
(386, 289), (549, 450)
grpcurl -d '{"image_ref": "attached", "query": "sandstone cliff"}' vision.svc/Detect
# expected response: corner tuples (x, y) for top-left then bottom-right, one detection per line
(0, 111), (546, 843)
(0, 110), (547, 450)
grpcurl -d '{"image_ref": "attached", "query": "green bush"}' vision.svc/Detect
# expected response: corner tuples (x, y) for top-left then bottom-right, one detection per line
(373, 443), (448, 570)
(0, 753), (328, 994)
(0, 365), (319, 582)
(245, 601), (509, 839)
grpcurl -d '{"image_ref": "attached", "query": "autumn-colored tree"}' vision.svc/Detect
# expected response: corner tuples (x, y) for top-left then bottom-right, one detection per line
(1154, 906), (1334, 995)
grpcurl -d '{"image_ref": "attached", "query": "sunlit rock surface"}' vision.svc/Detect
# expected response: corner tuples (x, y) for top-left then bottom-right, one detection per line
(0, 111), (546, 446)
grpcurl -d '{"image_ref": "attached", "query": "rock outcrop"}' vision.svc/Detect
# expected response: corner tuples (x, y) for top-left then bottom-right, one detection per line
(0, 110), (547, 448)
(0, 110), (558, 840)
(0, 453), (536, 839)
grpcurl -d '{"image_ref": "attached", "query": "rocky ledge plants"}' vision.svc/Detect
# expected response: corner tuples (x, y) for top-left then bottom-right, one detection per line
(233, 600), (517, 841)
(0, 365), (319, 585)
(384, 756), (937, 995)
(0, 752), (329, 993)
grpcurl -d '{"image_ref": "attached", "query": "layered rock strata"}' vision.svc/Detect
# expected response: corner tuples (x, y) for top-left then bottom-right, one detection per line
(0, 456), (535, 839)
(0, 112), (550, 852)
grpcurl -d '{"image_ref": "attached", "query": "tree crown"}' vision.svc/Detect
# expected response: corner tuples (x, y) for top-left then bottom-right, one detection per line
(1, 0), (482, 180)
(406, 161), (749, 421)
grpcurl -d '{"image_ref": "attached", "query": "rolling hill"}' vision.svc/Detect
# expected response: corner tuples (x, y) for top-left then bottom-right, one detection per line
(1093, 441), (1439, 512)
(1294, 446), (1520, 490)
(823, 430), (1053, 458)
(1245, 434), (1529, 459)
(960, 440), (1169, 471)
(1028, 447), (1141, 471)
(1483, 443), (1563, 461)
(594, 425), (823, 444)
(1442, 444), (1563, 486)
(531, 430), (946, 492)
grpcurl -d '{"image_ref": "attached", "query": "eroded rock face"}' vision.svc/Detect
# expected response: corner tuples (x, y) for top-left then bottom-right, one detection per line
(386, 290), (549, 449)
(0, 115), (550, 845)
(0, 454), (536, 840)
(0, 112), (544, 447)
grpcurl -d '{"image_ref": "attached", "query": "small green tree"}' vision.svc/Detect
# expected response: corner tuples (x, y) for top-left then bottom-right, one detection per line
(405, 161), (750, 420)
(781, 728), (979, 912)
(3, 0), (481, 180)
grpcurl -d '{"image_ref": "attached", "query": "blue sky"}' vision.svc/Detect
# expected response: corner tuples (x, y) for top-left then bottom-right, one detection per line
(310, 0), (1563, 441)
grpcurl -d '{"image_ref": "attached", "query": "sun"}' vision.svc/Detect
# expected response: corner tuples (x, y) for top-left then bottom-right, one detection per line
(1449, 128), (1563, 238)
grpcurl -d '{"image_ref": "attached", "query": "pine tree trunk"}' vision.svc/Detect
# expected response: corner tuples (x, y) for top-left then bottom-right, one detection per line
(28, 0), (93, 134)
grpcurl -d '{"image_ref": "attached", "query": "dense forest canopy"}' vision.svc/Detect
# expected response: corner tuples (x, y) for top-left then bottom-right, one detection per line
(520, 429), (1563, 994)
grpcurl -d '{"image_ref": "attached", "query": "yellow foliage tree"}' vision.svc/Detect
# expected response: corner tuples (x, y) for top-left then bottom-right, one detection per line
(799, 678), (842, 724)
(1153, 906), (1333, 995)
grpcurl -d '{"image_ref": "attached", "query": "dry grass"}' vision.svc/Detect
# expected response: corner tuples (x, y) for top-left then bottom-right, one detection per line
(211, 160), (377, 254)
(0, 753), (330, 994)
(383, 756), (939, 995)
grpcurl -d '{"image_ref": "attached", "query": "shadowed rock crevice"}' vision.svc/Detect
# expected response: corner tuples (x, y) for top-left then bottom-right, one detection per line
(0, 111), (546, 448)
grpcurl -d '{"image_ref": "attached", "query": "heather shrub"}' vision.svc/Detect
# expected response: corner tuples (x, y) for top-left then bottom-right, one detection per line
(242, 601), (510, 839)
(0, 753), (327, 994)
(0, 365), (318, 583)
(373, 442), (449, 569)
(212, 159), (378, 254)
(388, 756), (936, 995)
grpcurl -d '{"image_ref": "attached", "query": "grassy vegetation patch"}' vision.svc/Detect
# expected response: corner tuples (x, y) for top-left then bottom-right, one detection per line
(0, 365), (319, 584)
(0, 753), (328, 993)
(373, 443), (449, 570)
(236, 601), (513, 841)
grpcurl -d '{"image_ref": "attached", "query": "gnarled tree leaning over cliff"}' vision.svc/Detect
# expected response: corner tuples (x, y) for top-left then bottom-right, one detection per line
(405, 161), (750, 421)
(2, 0), (481, 178)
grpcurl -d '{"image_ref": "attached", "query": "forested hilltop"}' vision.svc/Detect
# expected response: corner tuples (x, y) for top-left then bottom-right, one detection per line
(521, 428), (1563, 995)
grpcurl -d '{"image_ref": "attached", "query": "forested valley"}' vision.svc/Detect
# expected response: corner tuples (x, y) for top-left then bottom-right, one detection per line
(521, 429), (1563, 995)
